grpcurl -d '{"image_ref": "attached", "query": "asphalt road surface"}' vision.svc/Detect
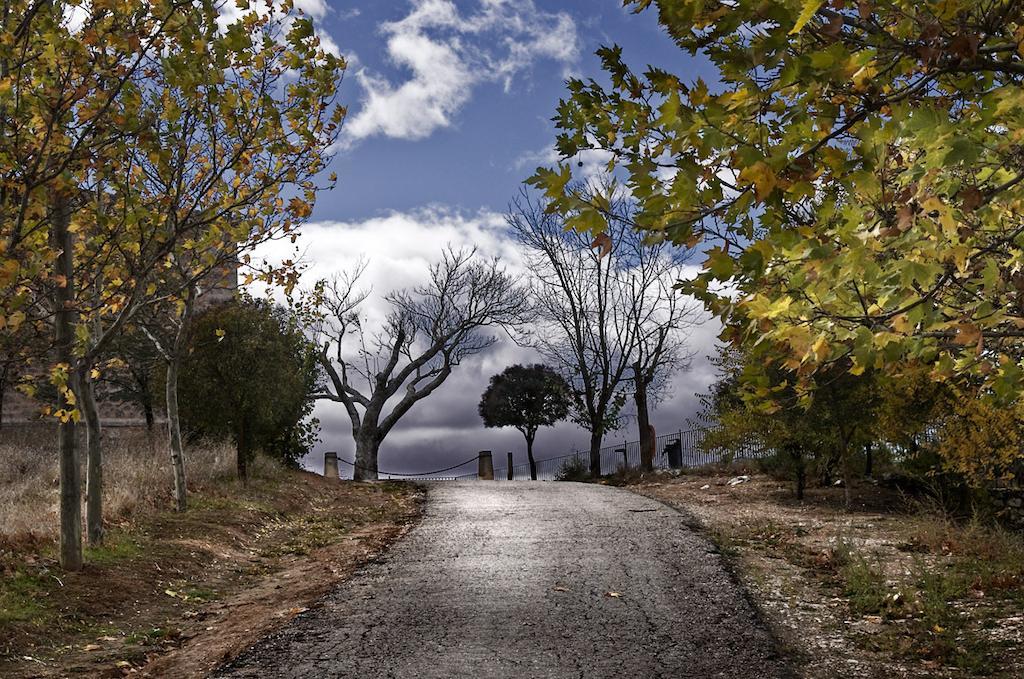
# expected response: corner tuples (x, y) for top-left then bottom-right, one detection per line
(218, 482), (791, 678)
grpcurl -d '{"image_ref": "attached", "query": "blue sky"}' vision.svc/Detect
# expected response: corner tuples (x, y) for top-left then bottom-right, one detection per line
(260, 1), (723, 475)
(315, 0), (711, 220)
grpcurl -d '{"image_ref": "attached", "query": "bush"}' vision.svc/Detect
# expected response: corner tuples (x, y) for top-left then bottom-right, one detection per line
(554, 455), (590, 482)
(179, 298), (322, 474)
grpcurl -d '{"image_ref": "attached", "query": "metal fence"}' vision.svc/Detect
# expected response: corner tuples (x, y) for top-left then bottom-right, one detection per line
(490, 427), (771, 481)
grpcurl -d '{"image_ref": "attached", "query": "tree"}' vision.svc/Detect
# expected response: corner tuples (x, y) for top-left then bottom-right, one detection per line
(530, 0), (1024, 411)
(179, 299), (322, 479)
(508, 188), (695, 476)
(479, 364), (571, 480)
(1, 0), (198, 569)
(132, 0), (343, 511)
(0, 0), (343, 562)
(698, 344), (879, 504)
(311, 249), (530, 480)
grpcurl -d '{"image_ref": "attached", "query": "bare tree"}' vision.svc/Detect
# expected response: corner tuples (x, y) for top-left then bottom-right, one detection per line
(631, 274), (698, 471)
(508, 187), (697, 476)
(311, 249), (530, 480)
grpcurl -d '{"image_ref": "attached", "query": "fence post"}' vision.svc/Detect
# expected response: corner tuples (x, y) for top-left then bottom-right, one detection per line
(616, 447), (627, 470)
(323, 452), (339, 481)
(507, 452), (513, 480)
(478, 450), (494, 480)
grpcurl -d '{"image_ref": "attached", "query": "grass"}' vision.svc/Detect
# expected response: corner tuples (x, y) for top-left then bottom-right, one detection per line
(0, 573), (49, 626)
(0, 436), (423, 677)
(0, 425), (238, 546)
(632, 474), (1024, 677)
(818, 523), (1023, 672)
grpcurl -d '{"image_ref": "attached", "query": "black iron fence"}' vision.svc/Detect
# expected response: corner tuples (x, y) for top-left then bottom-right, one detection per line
(490, 427), (770, 481)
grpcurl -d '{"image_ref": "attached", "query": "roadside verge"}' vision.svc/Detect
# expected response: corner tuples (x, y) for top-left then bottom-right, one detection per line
(0, 468), (423, 679)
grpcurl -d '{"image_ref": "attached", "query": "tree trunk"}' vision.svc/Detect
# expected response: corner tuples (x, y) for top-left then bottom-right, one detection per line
(787, 443), (806, 502)
(237, 417), (250, 483)
(165, 284), (195, 498)
(841, 443), (852, 511)
(142, 379), (155, 432)
(166, 357), (187, 511)
(0, 364), (7, 430)
(51, 191), (83, 571)
(81, 367), (104, 545)
(354, 427), (380, 481)
(526, 433), (537, 481)
(864, 441), (873, 478)
(633, 365), (656, 473)
(589, 429), (602, 478)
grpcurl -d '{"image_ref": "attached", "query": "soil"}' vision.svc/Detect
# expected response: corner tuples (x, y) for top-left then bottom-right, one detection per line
(0, 471), (423, 678)
(628, 470), (1024, 679)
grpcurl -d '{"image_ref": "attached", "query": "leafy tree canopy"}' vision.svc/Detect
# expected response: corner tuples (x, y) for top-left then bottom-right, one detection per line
(479, 364), (572, 439)
(530, 0), (1024, 404)
(179, 298), (322, 470)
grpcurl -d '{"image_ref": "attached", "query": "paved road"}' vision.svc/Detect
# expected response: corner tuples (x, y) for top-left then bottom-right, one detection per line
(218, 482), (791, 678)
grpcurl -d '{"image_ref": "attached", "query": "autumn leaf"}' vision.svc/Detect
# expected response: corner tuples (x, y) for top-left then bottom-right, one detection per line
(738, 161), (778, 200)
(590, 232), (613, 259)
(790, 0), (825, 34)
(954, 322), (982, 346)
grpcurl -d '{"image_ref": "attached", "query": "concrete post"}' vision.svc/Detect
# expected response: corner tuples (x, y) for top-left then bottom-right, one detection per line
(507, 452), (513, 481)
(324, 451), (339, 481)
(478, 450), (494, 480)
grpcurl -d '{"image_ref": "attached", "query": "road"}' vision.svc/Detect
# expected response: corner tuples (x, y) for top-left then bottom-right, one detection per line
(218, 482), (791, 678)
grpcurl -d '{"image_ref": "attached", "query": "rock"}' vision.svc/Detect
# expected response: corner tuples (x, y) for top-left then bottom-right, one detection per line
(700, 484), (711, 490)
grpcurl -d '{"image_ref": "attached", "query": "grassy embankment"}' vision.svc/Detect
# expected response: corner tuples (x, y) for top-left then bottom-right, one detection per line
(624, 468), (1024, 679)
(0, 428), (422, 678)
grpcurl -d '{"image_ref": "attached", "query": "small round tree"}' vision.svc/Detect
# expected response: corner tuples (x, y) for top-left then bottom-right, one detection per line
(180, 298), (322, 481)
(479, 364), (571, 480)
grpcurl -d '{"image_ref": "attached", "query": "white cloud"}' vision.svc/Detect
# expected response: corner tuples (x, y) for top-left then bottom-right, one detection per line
(216, 0), (342, 57)
(513, 144), (614, 182)
(344, 0), (579, 142)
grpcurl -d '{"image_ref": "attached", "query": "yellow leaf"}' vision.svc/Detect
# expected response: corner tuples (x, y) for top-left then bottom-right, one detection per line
(738, 161), (778, 200)
(811, 335), (829, 359)
(790, 0), (825, 34)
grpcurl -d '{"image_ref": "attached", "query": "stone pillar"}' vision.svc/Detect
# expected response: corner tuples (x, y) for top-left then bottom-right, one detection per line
(324, 452), (339, 481)
(478, 450), (494, 480)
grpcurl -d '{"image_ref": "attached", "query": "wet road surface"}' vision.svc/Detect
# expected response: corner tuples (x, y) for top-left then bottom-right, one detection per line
(217, 482), (791, 678)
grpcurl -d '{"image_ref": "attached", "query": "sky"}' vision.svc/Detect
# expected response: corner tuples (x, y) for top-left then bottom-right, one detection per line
(256, 0), (724, 476)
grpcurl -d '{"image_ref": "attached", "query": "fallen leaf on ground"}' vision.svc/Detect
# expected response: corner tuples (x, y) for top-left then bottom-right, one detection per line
(605, 591), (622, 598)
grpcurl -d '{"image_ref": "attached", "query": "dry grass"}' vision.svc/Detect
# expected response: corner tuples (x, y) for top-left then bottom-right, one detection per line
(633, 473), (1024, 678)
(0, 425), (244, 544)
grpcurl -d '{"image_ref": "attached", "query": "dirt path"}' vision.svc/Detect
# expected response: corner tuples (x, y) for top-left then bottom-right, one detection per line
(218, 482), (791, 679)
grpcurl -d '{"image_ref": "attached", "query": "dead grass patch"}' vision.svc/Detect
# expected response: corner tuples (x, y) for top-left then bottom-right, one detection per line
(0, 428), (423, 678)
(0, 425), (239, 545)
(632, 473), (1024, 678)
